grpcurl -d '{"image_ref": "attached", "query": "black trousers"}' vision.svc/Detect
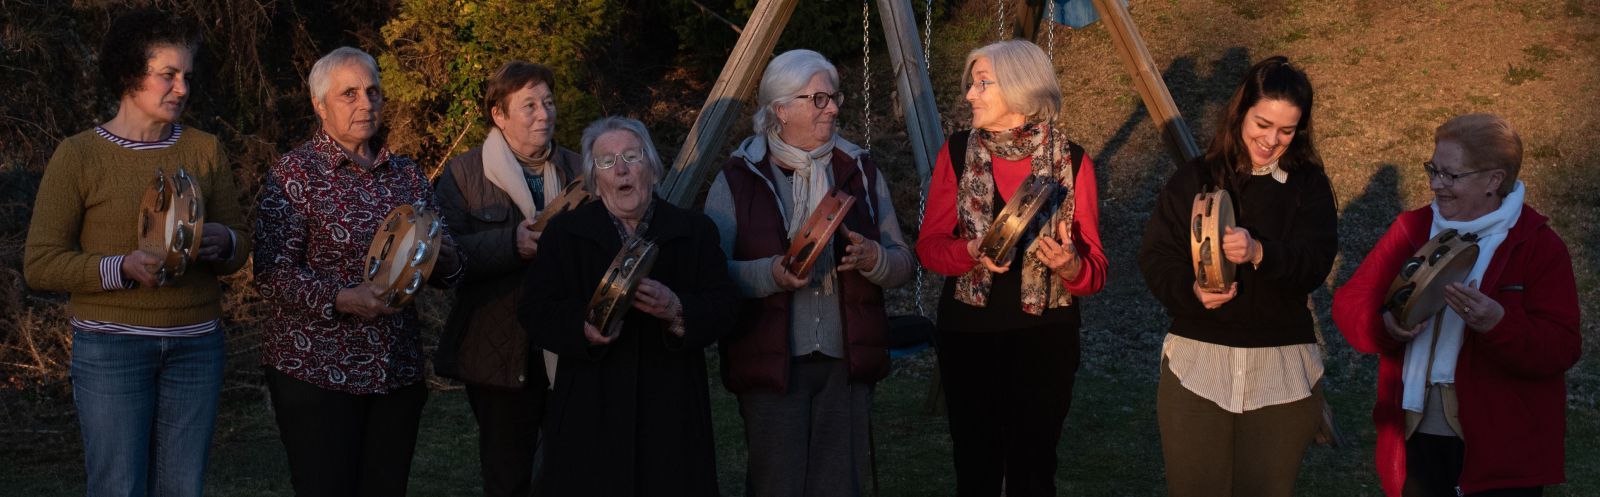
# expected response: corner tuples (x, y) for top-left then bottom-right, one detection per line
(265, 368), (428, 497)
(1404, 433), (1544, 497)
(935, 321), (1081, 497)
(465, 383), (545, 497)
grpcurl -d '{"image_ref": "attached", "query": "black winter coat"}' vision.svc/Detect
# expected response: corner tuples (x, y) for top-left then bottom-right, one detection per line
(519, 196), (736, 497)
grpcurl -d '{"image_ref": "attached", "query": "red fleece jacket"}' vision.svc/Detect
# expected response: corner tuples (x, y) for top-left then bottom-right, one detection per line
(1332, 205), (1580, 495)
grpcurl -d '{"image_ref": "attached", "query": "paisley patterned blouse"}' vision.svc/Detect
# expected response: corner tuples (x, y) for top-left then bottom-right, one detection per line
(254, 131), (463, 394)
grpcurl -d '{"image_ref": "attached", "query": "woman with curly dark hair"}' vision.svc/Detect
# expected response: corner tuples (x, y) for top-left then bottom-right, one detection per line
(23, 8), (251, 497)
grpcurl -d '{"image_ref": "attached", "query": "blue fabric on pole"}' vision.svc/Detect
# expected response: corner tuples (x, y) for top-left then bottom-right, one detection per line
(1050, 0), (1130, 29)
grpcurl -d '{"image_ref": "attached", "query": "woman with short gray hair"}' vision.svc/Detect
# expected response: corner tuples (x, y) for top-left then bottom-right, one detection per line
(705, 48), (915, 496)
(916, 39), (1107, 496)
(254, 45), (463, 496)
(519, 116), (736, 496)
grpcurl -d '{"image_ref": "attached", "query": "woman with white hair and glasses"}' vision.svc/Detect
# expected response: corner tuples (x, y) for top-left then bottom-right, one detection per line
(705, 48), (914, 497)
(519, 116), (736, 496)
(253, 46), (463, 496)
(915, 39), (1108, 497)
(1334, 114), (1579, 497)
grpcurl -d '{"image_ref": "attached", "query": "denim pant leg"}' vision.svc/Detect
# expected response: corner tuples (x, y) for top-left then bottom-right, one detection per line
(74, 330), (159, 496)
(151, 331), (225, 497)
(71, 330), (223, 497)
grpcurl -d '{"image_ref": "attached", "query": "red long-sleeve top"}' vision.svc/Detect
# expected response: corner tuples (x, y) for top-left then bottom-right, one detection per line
(915, 140), (1107, 297)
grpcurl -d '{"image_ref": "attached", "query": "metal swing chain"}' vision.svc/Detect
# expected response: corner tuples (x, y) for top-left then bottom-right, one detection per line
(923, 0), (934, 67)
(913, 0), (935, 315)
(996, 0), (1007, 39)
(861, 0), (873, 152)
(1045, 0), (1057, 60)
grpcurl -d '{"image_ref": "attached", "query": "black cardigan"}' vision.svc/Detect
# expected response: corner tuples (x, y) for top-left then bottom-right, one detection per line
(1136, 160), (1338, 347)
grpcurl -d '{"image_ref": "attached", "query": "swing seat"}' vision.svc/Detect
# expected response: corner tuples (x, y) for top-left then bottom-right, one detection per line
(887, 314), (935, 359)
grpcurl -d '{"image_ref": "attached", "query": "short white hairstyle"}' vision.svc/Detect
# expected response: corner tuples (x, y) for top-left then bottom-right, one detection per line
(580, 116), (665, 194)
(308, 46), (379, 104)
(752, 49), (840, 136)
(962, 40), (1061, 121)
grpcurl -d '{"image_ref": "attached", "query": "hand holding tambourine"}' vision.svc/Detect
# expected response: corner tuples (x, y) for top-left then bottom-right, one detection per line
(1032, 220), (1080, 278)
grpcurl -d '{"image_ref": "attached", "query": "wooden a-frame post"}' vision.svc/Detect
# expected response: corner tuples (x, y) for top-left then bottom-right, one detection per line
(657, 0), (946, 208)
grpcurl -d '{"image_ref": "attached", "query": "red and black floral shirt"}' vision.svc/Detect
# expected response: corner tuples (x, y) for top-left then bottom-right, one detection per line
(254, 131), (464, 394)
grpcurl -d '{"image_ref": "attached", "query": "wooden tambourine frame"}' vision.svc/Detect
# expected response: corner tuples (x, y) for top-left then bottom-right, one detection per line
(586, 237), (660, 340)
(363, 202), (444, 308)
(978, 176), (1057, 266)
(1190, 188), (1236, 293)
(1385, 228), (1480, 328)
(137, 167), (205, 287)
(783, 190), (855, 277)
(530, 177), (594, 232)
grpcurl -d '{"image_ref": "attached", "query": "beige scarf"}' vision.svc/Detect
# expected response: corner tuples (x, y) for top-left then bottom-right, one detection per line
(482, 127), (562, 220)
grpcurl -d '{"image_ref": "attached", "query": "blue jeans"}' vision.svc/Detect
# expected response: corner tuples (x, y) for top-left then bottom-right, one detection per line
(71, 329), (225, 497)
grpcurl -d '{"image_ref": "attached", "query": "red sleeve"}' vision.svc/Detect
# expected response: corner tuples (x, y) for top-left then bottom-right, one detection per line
(1060, 155), (1106, 296)
(915, 142), (978, 276)
(1472, 225), (1581, 379)
(1332, 211), (1427, 355)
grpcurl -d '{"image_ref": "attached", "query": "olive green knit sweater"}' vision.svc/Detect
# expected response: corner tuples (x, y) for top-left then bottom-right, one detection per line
(24, 127), (252, 327)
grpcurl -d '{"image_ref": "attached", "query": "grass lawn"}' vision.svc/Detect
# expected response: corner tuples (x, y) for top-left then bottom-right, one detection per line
(5, 347), (1597, 496)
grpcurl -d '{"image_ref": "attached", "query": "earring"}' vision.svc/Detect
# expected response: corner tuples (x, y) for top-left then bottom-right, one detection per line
(780, 118), (788, 125)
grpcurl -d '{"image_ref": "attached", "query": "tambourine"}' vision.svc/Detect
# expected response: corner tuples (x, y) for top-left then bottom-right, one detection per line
(977, 176), (1057, 266)
(363, 202), (444, 308)
(1190, 188), (1236, 293)
(530, 177), (594, 232)
(1384, 228), (1480, 328)
(137, 167), (205, 287)
(783, 190), (855, 277)
(585, 237), (660, 340)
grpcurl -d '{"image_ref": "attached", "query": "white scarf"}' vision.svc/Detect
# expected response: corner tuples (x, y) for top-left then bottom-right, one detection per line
(1402, 181), (1525, 412)
(482, 127), (562, 220)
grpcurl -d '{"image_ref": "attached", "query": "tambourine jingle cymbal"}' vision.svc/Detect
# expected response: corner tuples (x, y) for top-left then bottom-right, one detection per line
(1385, 228), (1480, 328)
(1190, 189), (1236, 293)
(363, 202), (443, 308)
(586, 237), (660, 339)
(136, 167), (205, 287)
(784, 190), (855, 277)
(978, 176), (1057, 266)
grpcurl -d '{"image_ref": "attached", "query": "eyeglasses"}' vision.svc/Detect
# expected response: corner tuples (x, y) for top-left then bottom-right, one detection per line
(969, 79), (997, 93)
(595, 149), (644, 169)
(794, 91), (844, 109)
(1422, 160), (1491, 187)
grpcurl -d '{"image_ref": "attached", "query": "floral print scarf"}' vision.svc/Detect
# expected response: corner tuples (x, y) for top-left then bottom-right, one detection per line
(954, 120), (1077, 315)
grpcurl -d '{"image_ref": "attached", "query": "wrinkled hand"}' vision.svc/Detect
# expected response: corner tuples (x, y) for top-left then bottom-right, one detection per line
(1032, 220), (1080, 278)
(196, 223), (233, 262)
(1382, 311), (1425, 343)
(1222, 226), (1261, 265)
(771, 256), (811, 291)
(335, 284), (401, 319)
(1445, 280), (1504, 333)
(516, 219), (541, 260)
(583, 321), (615, 345)
(1193, 281), (1238, 309)
(121, 249), (164, 288)
(836, 226), (880, 272)
(965, 238), (1010, 274)
(631, 278), (682, 322)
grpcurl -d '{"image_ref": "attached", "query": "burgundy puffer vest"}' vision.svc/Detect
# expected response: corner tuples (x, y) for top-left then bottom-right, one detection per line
(718, 150), (890, 394)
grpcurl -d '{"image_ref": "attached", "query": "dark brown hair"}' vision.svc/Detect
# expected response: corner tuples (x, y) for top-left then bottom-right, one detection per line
(482, 61), (556, 122)
(99, 8), (200, 97)
(1201, 56), (1324, 192)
